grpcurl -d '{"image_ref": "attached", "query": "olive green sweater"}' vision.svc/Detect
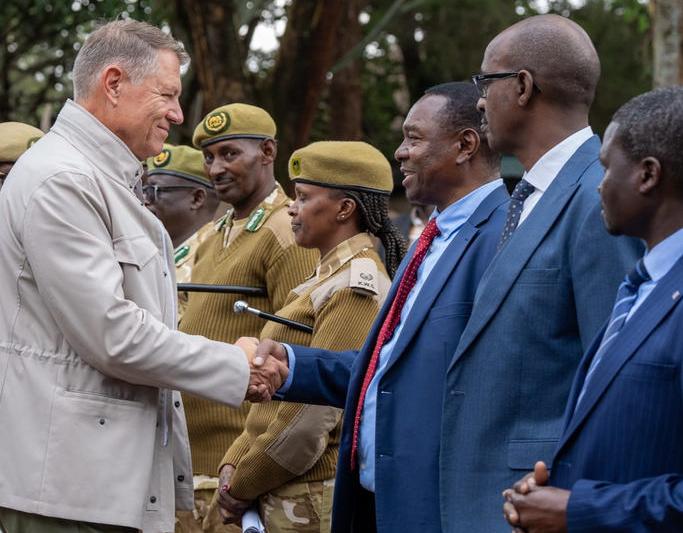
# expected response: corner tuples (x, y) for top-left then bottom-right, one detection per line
(222, 233), (391, 499)
(179, 185), (317, 475)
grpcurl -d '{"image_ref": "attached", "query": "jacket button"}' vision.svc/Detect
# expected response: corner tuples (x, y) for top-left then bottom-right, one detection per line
(99, 418), (106, 425)
(177, 475), (185, 482)
(150, 496), (157, 503)
(174, 400), (181, 408)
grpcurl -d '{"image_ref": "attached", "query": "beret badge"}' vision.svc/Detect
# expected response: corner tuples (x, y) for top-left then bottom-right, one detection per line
(291, 157), (302, 176)
(204, 111), (230, 135)
(26, 136), (41, 149)
(153, 148), (171, 167)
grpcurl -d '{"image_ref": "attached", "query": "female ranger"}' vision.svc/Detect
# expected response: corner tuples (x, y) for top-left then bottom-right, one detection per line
(217, 141), (406, 532)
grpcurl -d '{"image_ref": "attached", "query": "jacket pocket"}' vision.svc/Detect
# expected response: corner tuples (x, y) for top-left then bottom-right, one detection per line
(41, 388), (157, 514)
(516, 267), (561, 285)
(620, 361), (677, 382)
(113, 234), (158, 270)
(507, 439), (558, 470)
(429, 301), (473, 320)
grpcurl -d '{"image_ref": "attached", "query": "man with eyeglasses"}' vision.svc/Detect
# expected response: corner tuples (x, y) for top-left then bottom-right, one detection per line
(176, 103), (317, 533)
(437, 15), (642, 532)
(144, 143), (220, 322)
(0, 122), (44, 191)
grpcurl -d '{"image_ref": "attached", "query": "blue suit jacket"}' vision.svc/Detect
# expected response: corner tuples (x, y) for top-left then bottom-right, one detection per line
(282, 184), (509, 532)
(550, 256), (683, 532)
(439, 136), (644, 532)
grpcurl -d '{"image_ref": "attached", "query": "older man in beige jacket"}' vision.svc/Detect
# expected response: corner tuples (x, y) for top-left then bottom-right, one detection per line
(0, 20), (285, 533)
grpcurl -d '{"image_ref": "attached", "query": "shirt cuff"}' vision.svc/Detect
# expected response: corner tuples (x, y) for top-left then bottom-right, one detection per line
(273, 343), (296, 399)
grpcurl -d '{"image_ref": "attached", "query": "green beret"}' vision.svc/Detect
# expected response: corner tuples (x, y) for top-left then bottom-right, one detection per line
(192, 103), (276, 148)
(288, 141), (393, 195)
(0, 122), (44, 163)
(146, 144), (212, 187)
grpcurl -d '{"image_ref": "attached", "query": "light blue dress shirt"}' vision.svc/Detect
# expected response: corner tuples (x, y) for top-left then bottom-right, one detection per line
(626, 227), (683, 322)
(357, 179), (503, 491)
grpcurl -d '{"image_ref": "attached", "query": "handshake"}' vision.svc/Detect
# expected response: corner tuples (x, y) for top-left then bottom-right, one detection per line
(235, 338), (291, 403)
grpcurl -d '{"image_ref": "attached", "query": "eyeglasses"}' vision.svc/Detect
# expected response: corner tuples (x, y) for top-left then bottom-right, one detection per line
(471, 71), (541, 98)
(142, 184), (197, 203)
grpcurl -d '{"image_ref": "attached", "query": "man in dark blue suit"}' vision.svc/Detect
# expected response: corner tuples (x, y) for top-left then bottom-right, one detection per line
(438, 15), (643, 532)
(248, 82), (509, 532)
(502, 87), (683, 533)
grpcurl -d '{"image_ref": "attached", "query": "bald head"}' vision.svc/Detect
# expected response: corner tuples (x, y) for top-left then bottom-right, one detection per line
(486, 15), (600, 109)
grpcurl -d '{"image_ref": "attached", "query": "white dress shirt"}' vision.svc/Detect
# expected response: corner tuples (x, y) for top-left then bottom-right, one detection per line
(518, 126), (594, 224)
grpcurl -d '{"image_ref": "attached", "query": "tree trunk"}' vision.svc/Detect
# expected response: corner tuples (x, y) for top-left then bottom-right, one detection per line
(176, 0), (250, 112)
(653, 0), (683, 87)
(270, 0), (346, 180)
(329, 0), (366, 140)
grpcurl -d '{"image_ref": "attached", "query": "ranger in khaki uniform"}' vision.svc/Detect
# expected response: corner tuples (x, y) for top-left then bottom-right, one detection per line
(0, 121), (44, 190)
(177, 104), (317, 533)
(216, 142), (407, 533)
(144, 144), (219, 322)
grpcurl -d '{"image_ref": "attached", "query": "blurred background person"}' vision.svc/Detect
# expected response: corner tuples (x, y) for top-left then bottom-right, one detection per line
(0, 121), (44, 191)
(144, 143), (219, 322)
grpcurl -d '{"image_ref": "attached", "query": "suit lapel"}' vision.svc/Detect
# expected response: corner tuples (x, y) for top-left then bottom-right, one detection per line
(382, 184), (509, 376)
(449, 136), (601, 373)
(557, 258), (683, 452)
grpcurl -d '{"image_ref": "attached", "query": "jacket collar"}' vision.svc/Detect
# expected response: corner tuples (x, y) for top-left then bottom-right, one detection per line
(51, 99), (143, 189)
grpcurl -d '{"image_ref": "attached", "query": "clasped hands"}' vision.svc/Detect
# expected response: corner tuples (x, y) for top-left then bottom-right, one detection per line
(502, 461), (570, 533)
(235, 337), (290, 403)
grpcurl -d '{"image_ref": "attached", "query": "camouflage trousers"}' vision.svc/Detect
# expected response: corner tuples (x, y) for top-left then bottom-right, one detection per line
(175, 477), (240, 533)
(258, 478), (335, 533)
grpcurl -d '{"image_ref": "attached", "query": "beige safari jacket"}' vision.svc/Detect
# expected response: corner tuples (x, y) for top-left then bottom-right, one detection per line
(0, 100), (249, 532)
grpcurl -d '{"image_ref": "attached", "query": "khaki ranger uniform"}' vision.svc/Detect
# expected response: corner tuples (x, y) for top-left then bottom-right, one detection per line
(176, 104), (317, 533)
(219, 141), (396, 533)
(223, 234), (390, 533)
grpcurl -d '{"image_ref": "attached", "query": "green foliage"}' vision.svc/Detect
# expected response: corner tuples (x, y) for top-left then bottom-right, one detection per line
(544, 0), (652, 134)
(0, 0), (164, 125)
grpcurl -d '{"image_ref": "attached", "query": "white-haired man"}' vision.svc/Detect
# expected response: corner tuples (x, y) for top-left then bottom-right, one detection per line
(0, 20), (285, 533)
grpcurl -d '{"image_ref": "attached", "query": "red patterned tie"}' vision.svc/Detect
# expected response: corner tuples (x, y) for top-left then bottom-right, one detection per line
(350, 218), (441, 469)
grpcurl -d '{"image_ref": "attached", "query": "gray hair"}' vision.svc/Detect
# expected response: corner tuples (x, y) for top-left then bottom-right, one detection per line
(72, 19), (189, 101)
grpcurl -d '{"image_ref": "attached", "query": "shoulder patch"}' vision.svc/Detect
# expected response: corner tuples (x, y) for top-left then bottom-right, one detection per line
(349, 258), (379, 296)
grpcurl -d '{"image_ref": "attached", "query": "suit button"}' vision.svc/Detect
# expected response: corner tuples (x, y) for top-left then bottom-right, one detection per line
(150, 496), (157, 503)
(99, 418), (106, 425)
(174, 400), (181, 408)
(177, 475), (185, 482)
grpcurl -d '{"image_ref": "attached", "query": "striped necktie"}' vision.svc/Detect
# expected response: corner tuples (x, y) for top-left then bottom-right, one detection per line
(497, 178), (535, 251)
(575, 259), (650, 409)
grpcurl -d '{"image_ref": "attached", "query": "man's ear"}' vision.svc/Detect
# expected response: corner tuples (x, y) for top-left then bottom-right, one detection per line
(639, 156), (662, 195)
(260, 139), (277, 165)
(190, 187), (206, 209)
(454, 128), (481, 165)
(101, 65), (125, 106)
(516, 69), (536, 107)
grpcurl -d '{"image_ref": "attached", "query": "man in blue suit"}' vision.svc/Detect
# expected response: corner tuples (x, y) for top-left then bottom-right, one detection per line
(247, 82), (509, 532)
(438, 15), (643, 532)
(502, 87), (683, 533)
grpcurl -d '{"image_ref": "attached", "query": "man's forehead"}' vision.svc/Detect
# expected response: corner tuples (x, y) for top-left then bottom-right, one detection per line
(405, 95), (445, 126)
(203, 137), (256, 153)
